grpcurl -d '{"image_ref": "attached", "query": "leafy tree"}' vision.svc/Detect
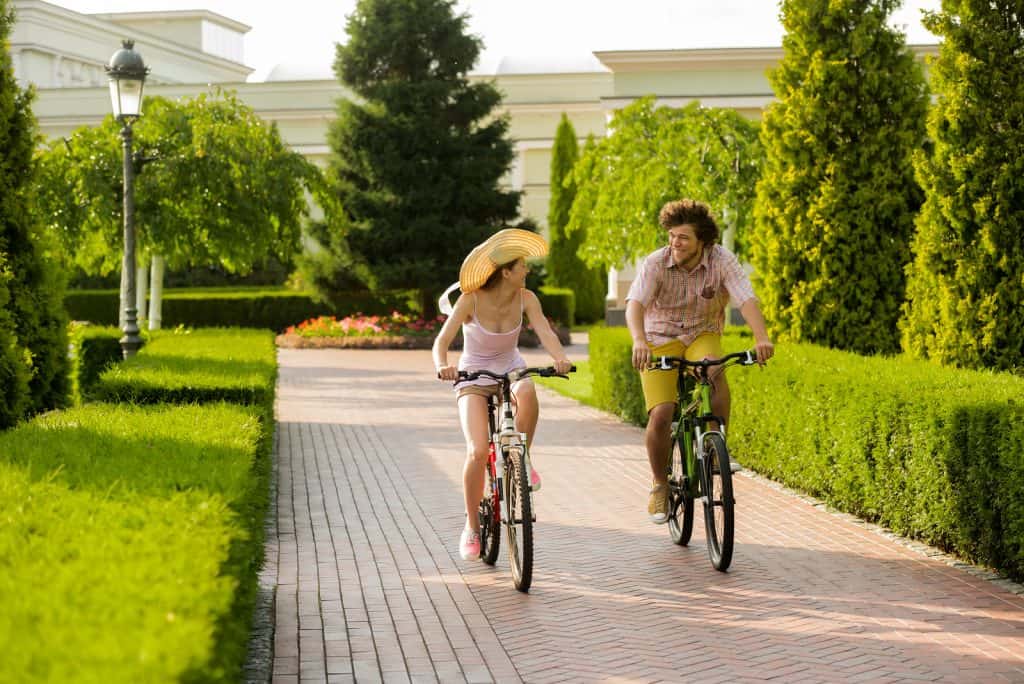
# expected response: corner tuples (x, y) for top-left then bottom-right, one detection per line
(547, 115), (606, 323)
(320, 0), (520, 315)
(36, 90), (315, 303)
(567, 98), (762, 270)
(0, 0), (69, 426)
(751, 0), (928, 355)
(900, 1), (1024, 371)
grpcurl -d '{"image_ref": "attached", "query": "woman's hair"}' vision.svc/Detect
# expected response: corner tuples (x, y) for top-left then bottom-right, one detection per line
(481, 259), (519, 290)
(658, 199), (720, 245)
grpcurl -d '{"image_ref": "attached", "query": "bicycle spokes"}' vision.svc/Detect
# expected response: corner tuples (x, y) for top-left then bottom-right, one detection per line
(504, 446), (533, 592)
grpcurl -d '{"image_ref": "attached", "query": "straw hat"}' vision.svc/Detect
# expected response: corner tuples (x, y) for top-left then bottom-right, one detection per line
(458, 228), (548, 293)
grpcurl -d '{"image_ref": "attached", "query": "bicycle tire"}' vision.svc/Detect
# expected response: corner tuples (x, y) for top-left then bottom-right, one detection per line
(504, 445), (533, 592)
(702, 433), (734, 571)
(668, 437), (695, 546)
(478, 464), (500, 565)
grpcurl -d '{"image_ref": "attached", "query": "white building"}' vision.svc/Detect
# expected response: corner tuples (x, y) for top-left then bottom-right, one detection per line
(10, 0), (937, 313)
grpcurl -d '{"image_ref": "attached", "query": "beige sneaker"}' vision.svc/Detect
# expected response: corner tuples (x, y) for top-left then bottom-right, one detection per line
(648, 483), (669, 524)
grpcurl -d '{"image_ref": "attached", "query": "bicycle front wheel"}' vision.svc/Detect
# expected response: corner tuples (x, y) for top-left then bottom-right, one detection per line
(504, 445), (533, 592)
(668, 437), (694, 546)
(702, 433), (734, 571)
(478, 463), (500, 565)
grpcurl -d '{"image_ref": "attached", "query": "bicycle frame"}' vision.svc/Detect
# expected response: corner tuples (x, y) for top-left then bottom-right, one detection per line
(668, 363), (727, 499)
(456, 365), (574, 592)
(655, 349), (756, 572)
(485, 380), (531, 527)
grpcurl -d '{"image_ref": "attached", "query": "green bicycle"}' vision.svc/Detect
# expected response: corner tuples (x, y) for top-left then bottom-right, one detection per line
(650, 350), (759, 571)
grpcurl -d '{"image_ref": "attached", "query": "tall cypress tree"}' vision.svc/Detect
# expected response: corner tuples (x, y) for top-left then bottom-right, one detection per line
(751, 0), (928, 354)
(547, 115), (606, 323)
(323, 0), (520, 314)
(901, 1), (1024, 371)
(0, 0), (68, 425)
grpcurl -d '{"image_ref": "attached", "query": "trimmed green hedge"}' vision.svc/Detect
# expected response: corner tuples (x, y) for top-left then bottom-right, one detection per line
(539, 286), (576, 328)
(65, 287), (420, 331)
(0, 403), (265, 682)
(92, 328), (276, 407)
(67, 324), (126, 404)
(588, 326), (1024, 581)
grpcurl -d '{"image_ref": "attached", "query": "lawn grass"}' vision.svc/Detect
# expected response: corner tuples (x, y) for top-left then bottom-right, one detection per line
(536, 359), (595, 407)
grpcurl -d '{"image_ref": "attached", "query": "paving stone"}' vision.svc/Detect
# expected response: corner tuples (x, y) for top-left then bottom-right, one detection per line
(256, 346), (1024, 683)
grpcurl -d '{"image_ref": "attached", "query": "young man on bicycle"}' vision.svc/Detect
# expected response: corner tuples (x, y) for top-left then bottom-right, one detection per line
(626, 199), (774, 524)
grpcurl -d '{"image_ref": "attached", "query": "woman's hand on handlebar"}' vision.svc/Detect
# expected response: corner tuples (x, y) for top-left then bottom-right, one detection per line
(436, 364), (458, 381)
(552, 358), (573, 375)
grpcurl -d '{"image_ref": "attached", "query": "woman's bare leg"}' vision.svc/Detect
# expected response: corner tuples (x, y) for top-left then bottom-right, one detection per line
(457, 394), (490, 533)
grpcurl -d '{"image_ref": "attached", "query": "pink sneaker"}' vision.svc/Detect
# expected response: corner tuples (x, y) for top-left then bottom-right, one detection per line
(529, 467), (542, 492)
(459, 528), (481, 560)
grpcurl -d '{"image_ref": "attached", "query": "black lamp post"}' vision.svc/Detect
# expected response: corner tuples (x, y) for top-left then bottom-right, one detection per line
(106, 40), (148, 358)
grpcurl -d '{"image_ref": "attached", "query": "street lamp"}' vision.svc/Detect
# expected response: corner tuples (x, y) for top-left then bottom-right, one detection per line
(106, 40), (148, 358)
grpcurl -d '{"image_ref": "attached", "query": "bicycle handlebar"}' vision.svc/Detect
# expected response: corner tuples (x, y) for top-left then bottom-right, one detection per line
(647, 349), (758, 372)
(456, 365), (577, 383)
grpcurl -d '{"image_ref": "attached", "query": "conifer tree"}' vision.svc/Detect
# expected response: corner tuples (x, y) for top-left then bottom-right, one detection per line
(321, 0), (520, 315)
(546, 115), (606, 323)
(900, 1), (1024, 371)
(751, 0), (928, 354)
(0, 1), (68, 425)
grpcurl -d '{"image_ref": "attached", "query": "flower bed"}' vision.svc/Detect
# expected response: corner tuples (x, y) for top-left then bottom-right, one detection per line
(275, 312), (570, 349)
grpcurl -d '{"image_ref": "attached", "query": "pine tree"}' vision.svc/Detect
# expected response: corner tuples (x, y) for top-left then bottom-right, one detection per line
(751, 0), (928, 354)
(900, 1), (1024, 371)
(547, 115), (606, 323)
(322, 0), (520, 315)
(0, 0), (68, 425)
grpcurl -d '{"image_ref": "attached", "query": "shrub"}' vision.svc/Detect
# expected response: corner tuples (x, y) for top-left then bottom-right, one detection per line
(547, 114), (606, 324)
(0, 3), (69, 422)
(900, 1), (1024, 371)
(67, 323), (124, 404)
(91, 328), (276, 408)
(727, 341), (1024, 580)
(0, 402), (267, 682)
(589, 326), (647, 426)
(537, 286), (575, 328)
(752, 0), (928, 354)
(64, 287), (420, 332)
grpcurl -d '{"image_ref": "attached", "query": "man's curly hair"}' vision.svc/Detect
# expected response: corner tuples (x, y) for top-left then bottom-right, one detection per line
(658, 199), (720, 245)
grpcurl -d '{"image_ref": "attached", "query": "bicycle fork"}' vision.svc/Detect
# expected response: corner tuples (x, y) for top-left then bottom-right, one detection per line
(496, 433), (533, 525)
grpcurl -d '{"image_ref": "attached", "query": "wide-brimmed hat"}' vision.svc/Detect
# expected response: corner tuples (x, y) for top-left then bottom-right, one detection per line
(458, 228), (548, 293)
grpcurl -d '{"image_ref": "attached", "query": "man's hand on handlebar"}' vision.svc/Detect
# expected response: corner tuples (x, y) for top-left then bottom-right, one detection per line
(753, 338), (774, 366)
(631, 340), (651, 371)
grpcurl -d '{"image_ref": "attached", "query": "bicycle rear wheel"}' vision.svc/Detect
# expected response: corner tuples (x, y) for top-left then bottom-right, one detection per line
(478, 463), (501, 565)
(504, 445), (533, 592)
(668, 437), (694, 546)
(702, 433), (734, 571)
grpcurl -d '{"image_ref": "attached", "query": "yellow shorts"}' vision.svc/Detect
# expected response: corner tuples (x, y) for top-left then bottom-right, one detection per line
(640, 334), (723, 414)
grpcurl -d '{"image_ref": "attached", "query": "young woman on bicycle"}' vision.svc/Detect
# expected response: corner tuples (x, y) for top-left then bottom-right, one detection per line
(433, 229), (573, 561)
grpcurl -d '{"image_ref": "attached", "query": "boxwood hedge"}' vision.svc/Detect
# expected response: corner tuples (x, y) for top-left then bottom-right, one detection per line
(588, 325), (1024, 581)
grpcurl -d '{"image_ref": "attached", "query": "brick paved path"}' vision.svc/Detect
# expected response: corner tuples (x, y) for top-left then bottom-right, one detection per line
(266, 347), (1024, 684)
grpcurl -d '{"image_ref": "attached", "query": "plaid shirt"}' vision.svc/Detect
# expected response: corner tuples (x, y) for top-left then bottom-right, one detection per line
(626, 244), (756, 346)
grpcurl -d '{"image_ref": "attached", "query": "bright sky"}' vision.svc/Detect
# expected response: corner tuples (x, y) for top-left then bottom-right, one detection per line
(51, 0), (942, 81)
